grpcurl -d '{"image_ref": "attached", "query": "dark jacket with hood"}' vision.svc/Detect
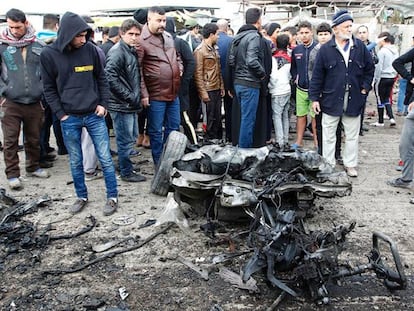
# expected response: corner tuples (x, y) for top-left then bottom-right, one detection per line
(105, 39), (142, 113)
(227, 25), (266, 89)
(40, 12), (110, 120)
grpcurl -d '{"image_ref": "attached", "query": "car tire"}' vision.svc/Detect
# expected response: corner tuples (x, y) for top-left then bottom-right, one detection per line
(151, 131), (188, 196)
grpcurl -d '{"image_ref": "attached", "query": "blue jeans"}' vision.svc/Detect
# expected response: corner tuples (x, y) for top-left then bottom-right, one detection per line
(397, 78), (408, 114)
(147, 98), (180, 165)
(234, 84), (260, 148)
(61, 113), (118, 199)
(110, 111), (136, 177)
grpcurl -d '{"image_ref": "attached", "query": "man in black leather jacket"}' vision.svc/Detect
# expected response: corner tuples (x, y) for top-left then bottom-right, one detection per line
(105, 19), (146, 183)
(227, 8), (267, 148)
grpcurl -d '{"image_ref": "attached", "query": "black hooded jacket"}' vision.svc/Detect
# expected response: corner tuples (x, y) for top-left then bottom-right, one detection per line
(40, 12), (110, 120)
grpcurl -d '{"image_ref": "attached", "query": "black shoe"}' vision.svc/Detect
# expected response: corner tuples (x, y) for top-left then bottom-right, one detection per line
(121, 171), (147, 182)
(39, 160), (54, 168)
(46, 146), (56, 154)
(359, 131), (364, 136)
(42, 154), (57, 161)
(387, 177), (412, 188)
(70, 198), (88, 214)
(58, 148), (68, 155)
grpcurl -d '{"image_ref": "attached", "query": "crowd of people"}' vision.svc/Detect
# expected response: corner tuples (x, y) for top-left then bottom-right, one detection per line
(2, 6), (414, 214)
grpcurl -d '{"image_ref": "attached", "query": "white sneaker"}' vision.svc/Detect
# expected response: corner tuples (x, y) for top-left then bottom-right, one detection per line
(345, 167), (358, 177)
(8, 177), (22, 189)
(26, 168), (50, 178)
(370, 122), (384, 127)
(390, 118), (396, 126)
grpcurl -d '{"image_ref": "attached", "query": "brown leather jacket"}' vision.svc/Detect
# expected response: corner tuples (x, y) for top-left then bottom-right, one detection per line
(193, 41), (224, 100)
(137, 24), (182, 101)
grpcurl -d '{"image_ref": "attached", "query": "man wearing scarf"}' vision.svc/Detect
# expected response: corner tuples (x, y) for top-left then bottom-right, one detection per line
(0, 8), (50, 190)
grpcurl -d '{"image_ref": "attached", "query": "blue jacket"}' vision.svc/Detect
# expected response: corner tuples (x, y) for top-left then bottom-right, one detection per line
(290, 41), (317, 90)
(40, 12), (109, 120)
(308, 36), (374, 117)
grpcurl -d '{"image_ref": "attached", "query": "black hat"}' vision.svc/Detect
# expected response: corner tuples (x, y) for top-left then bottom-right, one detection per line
(265, 22), (281, 36)
(332, 10), (353, 27)
(133, 8), (148, 25)
(108, 26), (119, 38)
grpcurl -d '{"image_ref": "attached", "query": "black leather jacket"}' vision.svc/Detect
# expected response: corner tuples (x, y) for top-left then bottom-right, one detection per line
(228, 25), (266, 89)
(105, 39), (142, 113)
(0, 41), (44, 104)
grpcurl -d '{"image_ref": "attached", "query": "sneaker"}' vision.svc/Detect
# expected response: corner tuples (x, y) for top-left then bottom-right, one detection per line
(129, 149), (142, 157)
(85, 170), (103, 181)
(70, 198), (88, 214)
(291, 143), (301, 150)
(26, 168), (50, 178)
(345, 166), (358, 177)
(396, 160), (404, 171)
(121, 171), (146, 182)
(370, 122), (384, 127)
(8, 177), (22, 190)
(390, 118), (396, 127)
(103, 198), (118, 216)
(387, 177), (412, 188)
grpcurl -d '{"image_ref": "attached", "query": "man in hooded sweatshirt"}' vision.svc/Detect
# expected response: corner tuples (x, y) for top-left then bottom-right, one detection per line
(40, 11), (119, 216)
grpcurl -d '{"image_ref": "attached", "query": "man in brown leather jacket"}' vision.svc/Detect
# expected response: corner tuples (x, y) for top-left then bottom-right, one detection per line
(137, 6), (183, 166)
(193, 23), (224, 140)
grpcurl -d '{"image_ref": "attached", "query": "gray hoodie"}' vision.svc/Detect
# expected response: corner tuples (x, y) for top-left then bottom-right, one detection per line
(374, 44), (399, 82)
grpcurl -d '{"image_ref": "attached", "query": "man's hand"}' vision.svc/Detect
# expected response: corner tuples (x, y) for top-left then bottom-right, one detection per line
(61, 115), (69, 121)
(95, 105), (107, 117)
(312, 101), (321, 115)
(202, 96), (210, 103)
(220, 89), (225, 97)
(228, 90), (234, 98)
(142, 97), (149, 108)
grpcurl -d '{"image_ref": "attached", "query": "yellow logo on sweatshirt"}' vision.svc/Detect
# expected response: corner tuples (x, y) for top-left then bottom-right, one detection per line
(74, 65), (93, 72)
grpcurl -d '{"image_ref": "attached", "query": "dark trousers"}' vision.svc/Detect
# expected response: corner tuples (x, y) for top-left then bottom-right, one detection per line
(205, 89), (222, 140)
(2, 100), (43, 178)
(223, 92), (232, 142)
(40, 106), (65, 157)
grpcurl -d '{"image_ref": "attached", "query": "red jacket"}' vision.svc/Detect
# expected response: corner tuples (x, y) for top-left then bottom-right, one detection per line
(137, 24), (182, 101)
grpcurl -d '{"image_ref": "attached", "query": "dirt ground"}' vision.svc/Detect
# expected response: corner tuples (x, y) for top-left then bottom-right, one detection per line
(0, 97), (413, 311)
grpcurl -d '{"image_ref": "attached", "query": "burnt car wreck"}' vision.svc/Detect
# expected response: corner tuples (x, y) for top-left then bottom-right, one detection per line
(152, 131), (407, 306)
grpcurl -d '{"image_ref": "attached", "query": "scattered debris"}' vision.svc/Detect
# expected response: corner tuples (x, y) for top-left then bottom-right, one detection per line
(92, 236), (137, 253)
(112, 215), (136, 226)
(43, 223), (175, 275)
(218, 267), (259, 293)
(118, 287), (129, 300)
(177, 255), (209, 281)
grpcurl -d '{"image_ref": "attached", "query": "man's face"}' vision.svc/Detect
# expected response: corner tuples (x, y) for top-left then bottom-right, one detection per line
(335, 21), (353, 40)
(210, 30), (219, 44)
(148, 12), (166, 35)
(70, 31), (87, 49)
(317, 31), (332, 45)
(121, 26), (141, 47)
(7, 19), (28, 40)
(357, 26), (369, 42)
(298, 27), (313, 45)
